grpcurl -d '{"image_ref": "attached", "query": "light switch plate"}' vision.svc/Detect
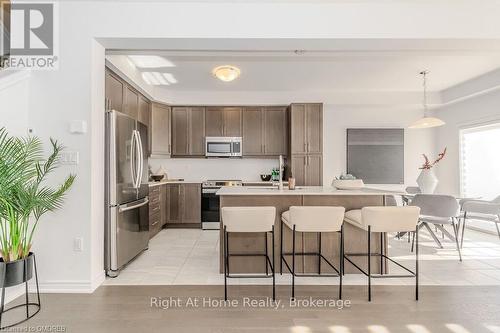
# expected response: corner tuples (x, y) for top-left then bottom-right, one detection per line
(69, 120), (87, 134)
(60, 151), (79, 165)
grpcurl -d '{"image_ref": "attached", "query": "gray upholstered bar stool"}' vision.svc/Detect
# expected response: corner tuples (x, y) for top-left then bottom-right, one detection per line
(343, 206), (421, 301)
(280, 206), (345, 299)
(221, 207), (276, 301)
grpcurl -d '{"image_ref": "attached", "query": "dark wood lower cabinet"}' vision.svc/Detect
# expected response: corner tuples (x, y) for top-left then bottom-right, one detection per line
(166, 183), (201, 227)
(148, 186), (162, 239)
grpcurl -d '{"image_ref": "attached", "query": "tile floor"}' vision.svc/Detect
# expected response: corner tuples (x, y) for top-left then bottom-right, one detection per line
(104, 226), (500, 286)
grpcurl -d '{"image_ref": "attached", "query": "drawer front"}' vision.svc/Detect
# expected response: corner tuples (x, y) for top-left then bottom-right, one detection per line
(149, 209), (160, 223)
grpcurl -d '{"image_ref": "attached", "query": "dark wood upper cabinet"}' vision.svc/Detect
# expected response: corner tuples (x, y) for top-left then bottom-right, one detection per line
(263, 106), (287, 156)
(288, 103), (323, 186)
(205, 107), (242, 137)
(306, 103), (323, 154)
(223, 107), (242, 137)
(188, 107), (206, 156)
(172, 107), (189, 156)
(123, 86), (139, 119)
(242, 107), (264, 155)
(290, 104), (307, 154)
(105, 70), (124, 113)
(205, 107), (224, 137)
(151, 103), (171, 157)
(172, 107), (205, 156)
(138, 96), (151, 155)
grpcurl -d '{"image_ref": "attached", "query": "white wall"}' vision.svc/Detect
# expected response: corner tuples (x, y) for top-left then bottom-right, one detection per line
(435, 90), (500, 195)
(0, 71), (30, 136)
(20, 0), (500, 293)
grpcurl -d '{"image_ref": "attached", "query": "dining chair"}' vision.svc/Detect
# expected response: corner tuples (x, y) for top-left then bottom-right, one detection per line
(410, 194), (462, 261)
(460, 195), (500, 248)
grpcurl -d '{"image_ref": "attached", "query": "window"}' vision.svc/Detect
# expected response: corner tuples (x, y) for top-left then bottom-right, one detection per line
(460, 123), (500, 200)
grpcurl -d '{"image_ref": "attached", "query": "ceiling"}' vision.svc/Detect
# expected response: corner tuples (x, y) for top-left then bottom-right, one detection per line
(109, 50), (500, 93)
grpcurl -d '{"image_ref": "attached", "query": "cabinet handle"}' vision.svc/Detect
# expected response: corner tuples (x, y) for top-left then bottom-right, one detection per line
(307, 143), (310, 152)
(304, 143), (307, 152)
(168, 143), (171, 154)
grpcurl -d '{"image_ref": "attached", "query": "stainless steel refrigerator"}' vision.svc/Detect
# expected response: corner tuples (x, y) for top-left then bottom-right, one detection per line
(105, 110), (149, 277)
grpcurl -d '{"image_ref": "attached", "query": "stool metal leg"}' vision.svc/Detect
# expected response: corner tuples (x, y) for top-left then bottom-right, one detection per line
(292, 224), (296, 298)
(224, 226), (228, 300)
(318, 232), (322, 274)
(368, 226), (371, 302)
(380, 233), (384, 275)
(339, 225), (344, 300)
(265, 232), (269, 275)
(280, 220), (284, 275)
(416, 225), (419, 301)
(272, 226), (275, 301)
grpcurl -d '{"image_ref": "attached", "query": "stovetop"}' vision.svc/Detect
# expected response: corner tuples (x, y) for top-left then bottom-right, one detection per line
(202, 180), (243, 188)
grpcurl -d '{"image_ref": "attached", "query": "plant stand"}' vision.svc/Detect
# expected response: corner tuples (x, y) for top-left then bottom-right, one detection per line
(0, 254), (41, 329)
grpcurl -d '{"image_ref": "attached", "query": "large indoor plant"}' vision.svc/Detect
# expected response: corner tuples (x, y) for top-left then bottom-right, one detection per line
(0, 127), (75, 287)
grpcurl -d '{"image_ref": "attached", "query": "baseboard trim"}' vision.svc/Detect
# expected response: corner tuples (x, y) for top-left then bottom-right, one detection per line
(28, 271), (106, 293)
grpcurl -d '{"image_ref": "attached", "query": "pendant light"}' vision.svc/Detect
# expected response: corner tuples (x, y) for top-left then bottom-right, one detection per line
(409, 71), (445, 129)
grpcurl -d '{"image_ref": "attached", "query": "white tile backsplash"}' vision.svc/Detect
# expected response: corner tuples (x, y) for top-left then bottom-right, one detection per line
(148, 158), (278, 181)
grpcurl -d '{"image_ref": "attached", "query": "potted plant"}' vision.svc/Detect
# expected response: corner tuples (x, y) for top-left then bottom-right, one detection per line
(0, 127), (75, 318)
(416, 148), (446, 194)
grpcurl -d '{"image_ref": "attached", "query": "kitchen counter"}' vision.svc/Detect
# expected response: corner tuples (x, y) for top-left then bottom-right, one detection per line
(148, 180), (202, 187)
(217, 186), (403, 196)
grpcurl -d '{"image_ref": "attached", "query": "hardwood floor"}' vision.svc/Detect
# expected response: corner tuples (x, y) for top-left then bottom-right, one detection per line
(6, 285), (500, 332)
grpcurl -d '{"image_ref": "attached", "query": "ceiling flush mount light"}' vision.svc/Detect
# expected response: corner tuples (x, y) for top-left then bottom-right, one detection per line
(212, 65), (241, 82)
(409, 70), (445, 129)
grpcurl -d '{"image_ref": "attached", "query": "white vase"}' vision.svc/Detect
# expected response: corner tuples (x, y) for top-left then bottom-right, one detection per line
(416, 169), (438, 194)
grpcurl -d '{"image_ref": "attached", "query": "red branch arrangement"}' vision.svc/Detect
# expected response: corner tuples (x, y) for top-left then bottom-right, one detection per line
(420, 147), (447, 170)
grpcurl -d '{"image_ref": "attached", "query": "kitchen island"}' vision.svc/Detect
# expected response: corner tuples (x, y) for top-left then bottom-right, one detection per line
(217, 186), (403, 274)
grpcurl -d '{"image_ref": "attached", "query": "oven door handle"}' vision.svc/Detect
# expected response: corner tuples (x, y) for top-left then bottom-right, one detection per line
(202, 189), (219, 194)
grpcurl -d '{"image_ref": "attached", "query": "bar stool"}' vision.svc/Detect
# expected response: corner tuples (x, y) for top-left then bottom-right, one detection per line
(280, 206), (345, 299)
(221, 206), (276, 300)
(343, 206), (420, 301)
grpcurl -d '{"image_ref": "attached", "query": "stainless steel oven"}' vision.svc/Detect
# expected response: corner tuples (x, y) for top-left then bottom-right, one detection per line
(205, 137), (242, 157)
(202, 180), (242, 229)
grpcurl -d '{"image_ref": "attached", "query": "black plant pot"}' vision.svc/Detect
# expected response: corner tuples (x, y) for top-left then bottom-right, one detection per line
(0, 252), (41, 329)
(0, 252), (34, 288)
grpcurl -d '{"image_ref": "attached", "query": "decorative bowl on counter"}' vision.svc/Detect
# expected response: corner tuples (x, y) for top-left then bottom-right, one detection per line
(151, 174), (165, 182)
(260, 174), (272, 181)
(332, 179), (365, 190)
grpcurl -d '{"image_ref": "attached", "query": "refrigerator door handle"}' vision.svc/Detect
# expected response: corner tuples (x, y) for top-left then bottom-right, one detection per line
(130, 130), (137, 188)
(132, 130), (141, 189)
(135, 129), (144, 187)
(118, 198), (149, 212)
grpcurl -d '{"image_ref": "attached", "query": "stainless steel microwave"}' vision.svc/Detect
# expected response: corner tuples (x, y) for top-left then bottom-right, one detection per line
(205, 137), (242, 157)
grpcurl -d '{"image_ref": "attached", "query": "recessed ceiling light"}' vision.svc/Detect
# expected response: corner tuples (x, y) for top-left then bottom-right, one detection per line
(142, 72), (178, 86)
(128, 55), (175, 68)
(212, 65), (241, 82)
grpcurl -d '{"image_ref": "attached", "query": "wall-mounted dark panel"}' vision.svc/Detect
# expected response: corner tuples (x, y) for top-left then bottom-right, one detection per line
(347, 128), (404, 184)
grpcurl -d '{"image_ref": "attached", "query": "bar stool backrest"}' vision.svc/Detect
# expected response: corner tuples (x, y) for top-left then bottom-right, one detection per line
(222, 206), (276, 232)
(410, 194), (459, 218)
(362, 206), (420, 233)
(289, 206), (345, 232)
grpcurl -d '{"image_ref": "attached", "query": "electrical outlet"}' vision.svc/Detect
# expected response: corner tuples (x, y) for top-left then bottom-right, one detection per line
(73, 237), (83, 252)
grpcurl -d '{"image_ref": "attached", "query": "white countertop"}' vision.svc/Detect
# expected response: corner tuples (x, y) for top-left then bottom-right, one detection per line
(148, 180), (202, 187)
(216, 186), (404, 196)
